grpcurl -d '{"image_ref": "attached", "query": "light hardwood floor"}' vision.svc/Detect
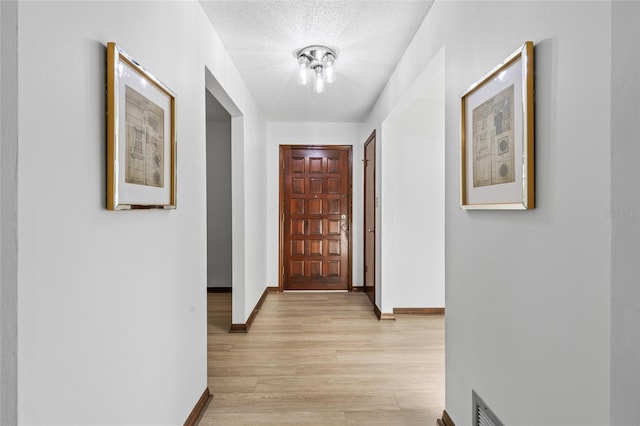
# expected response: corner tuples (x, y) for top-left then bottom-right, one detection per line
(201, 291), (444, 425)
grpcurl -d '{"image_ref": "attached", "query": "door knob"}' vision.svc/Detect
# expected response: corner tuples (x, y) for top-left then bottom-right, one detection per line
(341, 214), (349, 235)
(368, 227), (375, 233)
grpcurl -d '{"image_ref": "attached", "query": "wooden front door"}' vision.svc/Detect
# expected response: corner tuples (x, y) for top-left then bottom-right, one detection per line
(280, 146), (352, 291)
(363, 132), (376, 304)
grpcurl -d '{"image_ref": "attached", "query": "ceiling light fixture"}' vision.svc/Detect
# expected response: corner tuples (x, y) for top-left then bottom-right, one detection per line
(293, 45), (339, 94)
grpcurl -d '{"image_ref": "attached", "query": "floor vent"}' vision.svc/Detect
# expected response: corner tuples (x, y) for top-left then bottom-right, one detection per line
(472, 390), (503, 426)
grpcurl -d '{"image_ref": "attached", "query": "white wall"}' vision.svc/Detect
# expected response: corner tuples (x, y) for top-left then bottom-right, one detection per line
(379, 49), (445, 313)
(17, 1), (265, 423)
(241, 99), (268, 321)
(364, 1), (612, 424)
(610, 1), (640, 423)
(266, 122), (363, 288)
(206, 93), (232, 288)
(0, 1), (18, 424)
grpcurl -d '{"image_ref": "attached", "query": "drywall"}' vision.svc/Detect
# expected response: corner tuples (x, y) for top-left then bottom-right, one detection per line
(610, 1), (640, 423)
(240, 98), (268, 321)
(206, 92), (232, 288)
(379, 49), (444, 313)
(266, 122), (363, 288)
(0, 1), (18, 423)
(17, 1), (264, 424)
(364, 1), (612, 424)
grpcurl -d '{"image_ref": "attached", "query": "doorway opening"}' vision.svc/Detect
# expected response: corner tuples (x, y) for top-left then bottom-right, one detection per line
(205, 67), (247, 327)
(206, 91), (232, 292)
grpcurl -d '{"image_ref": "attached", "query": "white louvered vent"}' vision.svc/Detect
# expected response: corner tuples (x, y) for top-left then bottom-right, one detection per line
(473, 390), (503, 426)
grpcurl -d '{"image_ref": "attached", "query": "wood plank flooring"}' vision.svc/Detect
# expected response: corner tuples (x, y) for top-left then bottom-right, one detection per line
(201, 291), (444, 425)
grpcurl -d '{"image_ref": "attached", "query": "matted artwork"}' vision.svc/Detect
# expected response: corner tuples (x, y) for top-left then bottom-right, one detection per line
(460, 41), (534, 210)
(106, 42), (176, 210)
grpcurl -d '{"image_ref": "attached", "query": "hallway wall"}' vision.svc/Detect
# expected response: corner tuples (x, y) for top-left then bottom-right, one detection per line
(364, 1), (612, 424)
(16, 2), (264, 423)
(379, 49), (445, 313)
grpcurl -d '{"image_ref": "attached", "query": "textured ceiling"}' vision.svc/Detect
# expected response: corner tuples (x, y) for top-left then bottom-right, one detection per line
(200, 0), (434, 122)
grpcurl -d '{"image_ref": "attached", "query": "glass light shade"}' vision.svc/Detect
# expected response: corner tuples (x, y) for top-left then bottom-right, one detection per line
(297, 57), (310, 85)
(298, 67), (309, 85)
(324, 64), (335, 83)
(314, 76), (325, 94)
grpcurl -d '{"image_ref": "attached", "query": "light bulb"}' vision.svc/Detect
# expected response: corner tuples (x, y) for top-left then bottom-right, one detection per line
(324, 53), (335, 67)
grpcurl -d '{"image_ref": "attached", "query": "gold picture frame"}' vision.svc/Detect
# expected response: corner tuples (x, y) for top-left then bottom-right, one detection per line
(107, 42), (176, 210)
(460, 41), (534, 210)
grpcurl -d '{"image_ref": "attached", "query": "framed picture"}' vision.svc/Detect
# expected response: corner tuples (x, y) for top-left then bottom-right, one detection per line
(460, 41), (534, 210)
(107, 42), (176, 210)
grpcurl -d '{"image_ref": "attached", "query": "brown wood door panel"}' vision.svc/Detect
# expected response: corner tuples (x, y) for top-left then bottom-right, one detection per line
(280, 146), (352, 291)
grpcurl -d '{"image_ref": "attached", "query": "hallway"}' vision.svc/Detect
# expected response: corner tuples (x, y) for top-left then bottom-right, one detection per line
(202, 291), (445, 425)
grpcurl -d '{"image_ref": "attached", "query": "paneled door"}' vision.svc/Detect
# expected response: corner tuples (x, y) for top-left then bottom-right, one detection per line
(280, 146), (352, 291)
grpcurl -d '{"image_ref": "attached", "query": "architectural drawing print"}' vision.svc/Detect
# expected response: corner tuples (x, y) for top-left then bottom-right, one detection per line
(472, 84), (515, 188)
(125, 85), (164, 188)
